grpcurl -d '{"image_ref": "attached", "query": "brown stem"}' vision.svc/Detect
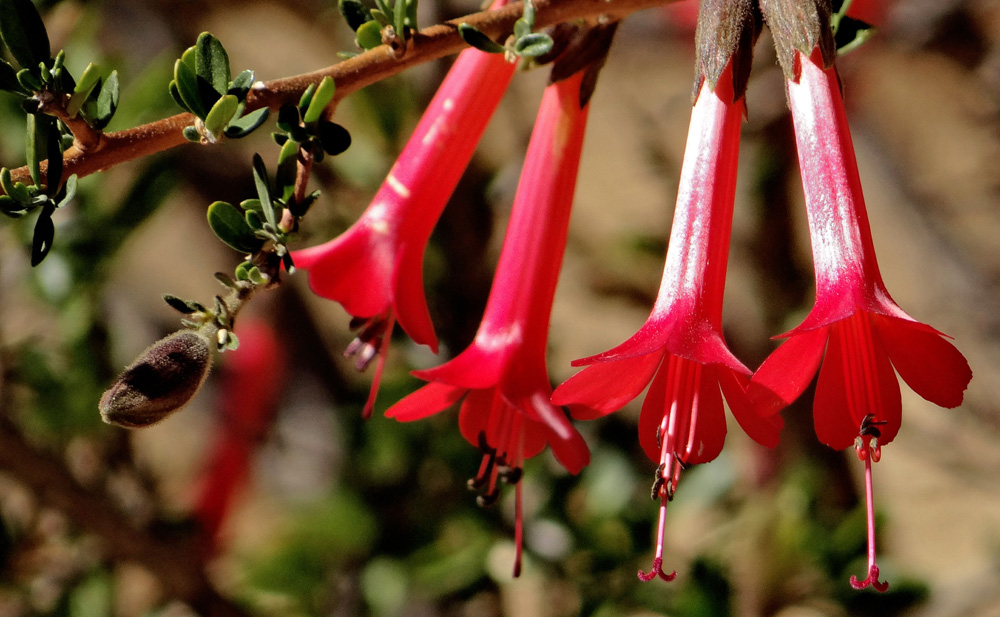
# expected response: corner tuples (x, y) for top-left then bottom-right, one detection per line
(0, 417), (249, 617)
(3, 0), (674, 192)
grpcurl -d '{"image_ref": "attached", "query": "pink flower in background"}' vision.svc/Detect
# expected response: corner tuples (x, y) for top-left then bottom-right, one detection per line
(749, 49), (972, 591)
(553, 63), (782, 582)
(292, 40), (516, 418)
(386, 71), (594, 577)
(194, 319), (285, 554)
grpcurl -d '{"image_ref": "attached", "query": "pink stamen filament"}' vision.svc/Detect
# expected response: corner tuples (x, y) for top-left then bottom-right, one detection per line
(850, 436), (889, 592)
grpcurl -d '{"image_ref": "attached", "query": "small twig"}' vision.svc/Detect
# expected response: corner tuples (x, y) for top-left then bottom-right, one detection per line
(2, 0), (674, 192)
(37, 91), (103, 152)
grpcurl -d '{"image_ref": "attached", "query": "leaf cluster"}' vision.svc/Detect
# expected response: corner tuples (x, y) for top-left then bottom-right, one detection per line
(168, 32), (269, 143)
(338, 0), (418, 55)
(457, 0), (554, 60)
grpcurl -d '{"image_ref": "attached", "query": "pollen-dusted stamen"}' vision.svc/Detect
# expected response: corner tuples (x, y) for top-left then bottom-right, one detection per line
(850, 417), (890, 593)
(498, 465), (523, 485)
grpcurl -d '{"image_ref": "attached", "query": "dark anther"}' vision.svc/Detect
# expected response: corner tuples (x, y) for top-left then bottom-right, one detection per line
(476, 488), (500, 507)
(499, 466), (523, 485)
(477, 431), (497, 457)
(650, 463), (667, 500)
(467, 475), (487, 491)
(859, 414), (887, 439)
(656, 428), (663, 450)
(673, 453), (689, 470)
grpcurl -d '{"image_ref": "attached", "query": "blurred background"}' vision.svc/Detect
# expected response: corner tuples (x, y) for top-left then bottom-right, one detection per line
(2, 0), (999, 615)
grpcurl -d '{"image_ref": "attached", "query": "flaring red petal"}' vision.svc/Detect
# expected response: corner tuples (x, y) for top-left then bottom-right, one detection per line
(749, 327), (828, 416)
(552, 352), (662, 420)
(718, 368), (783, 449)
(873, 314), (972, 410)
(385, 381), (465, 422)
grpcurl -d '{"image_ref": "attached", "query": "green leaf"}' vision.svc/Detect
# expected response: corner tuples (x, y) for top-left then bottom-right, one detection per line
(0, 60), (26, 93)
(163, 294), (198, 314)
(0, 0), (51, 70)
(239, 198), (263, 212)
(194, 32), (230, 97)
(303, 76), (336, 124)
(182, 125), (202, 142)
(513, 17), (531, 40)
(0, 194), (24, 217)
(318, 121), (351, 156)
(513, 32), (553, 58)
(522, 0), (536, 29)
(405, 0), (418, 29)
(93, 70), (119, 130)
(30, 206), (54, 266)
(228, 69), (254, 100)
(393, 0), (406, 41)
(356, 20), (383, 50)
(16, 67), (41, 91)
(173, 58), (207, 117)
(45, 122), (62, 194)
(26, 113), (50, 186)
(204, 93), (239, 137)
(458, 24), (505, 54)
(56, 174), (76, 208)
(207, 201), (265, 254)
(224, 107), (269, 139)
(66, 63), (102, 117)
(251, 153), (276, 227)
(339, 0), (370, 31)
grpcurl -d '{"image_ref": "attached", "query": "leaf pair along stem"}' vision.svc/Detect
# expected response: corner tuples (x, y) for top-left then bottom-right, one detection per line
(2, 0), (675, 193)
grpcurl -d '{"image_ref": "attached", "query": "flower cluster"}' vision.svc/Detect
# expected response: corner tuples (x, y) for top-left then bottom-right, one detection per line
(293, 0), (972, 587)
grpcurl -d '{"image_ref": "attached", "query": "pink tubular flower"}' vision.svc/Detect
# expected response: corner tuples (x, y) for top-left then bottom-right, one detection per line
(385, 70), (594, 577)
(749, 49), (972, 591)
(552, 62), (783, 583)
(292, 38), (517, 418)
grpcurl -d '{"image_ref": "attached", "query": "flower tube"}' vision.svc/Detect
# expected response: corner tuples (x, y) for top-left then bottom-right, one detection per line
(386, 68), (597, 577)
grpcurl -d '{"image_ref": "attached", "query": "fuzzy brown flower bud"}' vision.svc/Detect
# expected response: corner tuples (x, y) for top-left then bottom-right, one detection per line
(99, 330), (213, 428)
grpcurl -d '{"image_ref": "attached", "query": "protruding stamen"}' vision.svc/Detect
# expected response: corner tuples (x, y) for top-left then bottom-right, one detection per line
(477, 487), (500, 507)
(498, 466), (523, 485)
(850, 431), (889, 593)
(637, 492), (677, 583)
(513, 481), (524, 578)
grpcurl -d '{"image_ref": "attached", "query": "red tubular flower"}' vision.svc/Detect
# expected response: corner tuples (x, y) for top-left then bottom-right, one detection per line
(749, 49), (972, 591)
(386, 71), (594, 577)
(292, 40), (516, 417)
(552, 62), (782, 582)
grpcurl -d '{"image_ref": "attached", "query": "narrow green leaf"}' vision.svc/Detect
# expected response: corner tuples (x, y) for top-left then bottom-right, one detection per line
(393, 0), (406, 41)
(168, 80), (185, 110)
(228, 69), (254, 100)
(251, 153), (276, 227)
(514, 33), (553, 58)
(513, 17), (531, 40)
(457, 24), (505, 54)
(173, 58), (207, 117)
(0, 195), (23, 217)
(356, 20), (383, 50)
(204, 94), (238, 137)
(207, 201), (265, 254)
(93, 70), (119, 129)
(371, 0), (390, 20)
(522, 0), (536, 29)
(303, 77), (336, 124)
(30, 206), (54, 266)
(194, 32), (230, 96)
(0, 0), (51, 70)
(405, 0), (418, 29)
(45, 123), (61, 194)
(56, 174), (76, 208)
(239, 198), (263, 212)
(26, 113), (50, 186)
(66, 63), (102, 117)
(224, 107), (269, 139)
(369, 9), (391, 27)
(16, 67), (41, 91)
(163, 294), (198, 314)
(0, 60), (26, 93)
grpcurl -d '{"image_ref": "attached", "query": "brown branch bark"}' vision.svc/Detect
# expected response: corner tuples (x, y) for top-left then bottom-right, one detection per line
(3, 0), (673, 191)
(0, 417), (249, 617)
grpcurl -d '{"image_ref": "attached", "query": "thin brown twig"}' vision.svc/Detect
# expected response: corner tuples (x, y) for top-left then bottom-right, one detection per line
(2, 0), (673, 192)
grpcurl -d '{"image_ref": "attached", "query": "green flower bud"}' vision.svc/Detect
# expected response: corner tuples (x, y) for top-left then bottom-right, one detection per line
(100, 330), (213, 428)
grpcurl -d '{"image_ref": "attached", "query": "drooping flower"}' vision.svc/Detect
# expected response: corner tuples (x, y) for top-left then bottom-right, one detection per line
(292, 37), (517, 417)
(553, 5), (781, 581)
(748, 48), (973, 591)
(385, 68), (598, 577)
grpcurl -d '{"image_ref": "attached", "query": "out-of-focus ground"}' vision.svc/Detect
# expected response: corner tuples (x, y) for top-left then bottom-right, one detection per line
(3, 0), (1000, 616)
